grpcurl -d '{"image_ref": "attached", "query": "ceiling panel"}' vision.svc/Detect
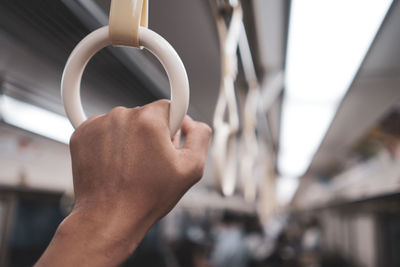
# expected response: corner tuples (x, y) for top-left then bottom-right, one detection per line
(0, 0), (157, 117)
(309, 1), (400, 175)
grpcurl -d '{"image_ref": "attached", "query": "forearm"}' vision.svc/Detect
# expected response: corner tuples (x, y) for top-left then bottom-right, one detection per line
(35, 210), (146, 267)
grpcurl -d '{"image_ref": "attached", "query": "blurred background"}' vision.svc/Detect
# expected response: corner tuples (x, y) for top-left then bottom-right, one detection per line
(0, 0), (399, 266)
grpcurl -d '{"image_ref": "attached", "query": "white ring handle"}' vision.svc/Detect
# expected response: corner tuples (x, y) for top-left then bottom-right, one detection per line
(61, 26), (189, 137)
(213, 124), (237, 196)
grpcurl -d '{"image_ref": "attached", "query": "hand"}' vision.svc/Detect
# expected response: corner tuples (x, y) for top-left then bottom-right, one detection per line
(36, 100), (212, 267)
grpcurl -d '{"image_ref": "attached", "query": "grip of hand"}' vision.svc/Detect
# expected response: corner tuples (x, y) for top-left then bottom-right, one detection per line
(61, 0), (189, 137)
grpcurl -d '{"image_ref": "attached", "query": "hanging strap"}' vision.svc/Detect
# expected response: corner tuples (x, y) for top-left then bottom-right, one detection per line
(109, 0), (148, 47)
(212, 3), (243, 196)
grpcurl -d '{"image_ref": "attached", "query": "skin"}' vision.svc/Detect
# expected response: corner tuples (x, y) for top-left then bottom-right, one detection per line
(35, 100), (212, 267)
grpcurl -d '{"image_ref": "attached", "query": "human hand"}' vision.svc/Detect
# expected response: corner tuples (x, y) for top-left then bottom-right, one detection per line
(36, 100), (212, 267)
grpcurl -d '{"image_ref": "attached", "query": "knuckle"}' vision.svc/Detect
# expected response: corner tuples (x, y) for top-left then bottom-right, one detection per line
(126, 106), (142, 121)
(107, 106), (127, 125)
(190, 154), (206, 180)
(136, 109), (161, 134)
(195, 161), (205, 174)
(137, 109), (154, 126)
(69, 114), (110, 148)
(175, 152), (205, 181)
(192, 163), (205, 182)
(69, 130), (80, 148)
(130, 106), (143, 112)
(153, 99), (170, 107)
(109, 106), (126, 114)
(69, 119), (97, 148)
(192, 121), (212, 137)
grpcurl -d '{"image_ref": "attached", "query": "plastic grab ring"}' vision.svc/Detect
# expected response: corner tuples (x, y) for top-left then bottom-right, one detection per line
(61, 26), (189, 137)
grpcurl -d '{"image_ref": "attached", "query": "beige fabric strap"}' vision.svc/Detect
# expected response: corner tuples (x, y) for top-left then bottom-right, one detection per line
(109, 0), (148, 47)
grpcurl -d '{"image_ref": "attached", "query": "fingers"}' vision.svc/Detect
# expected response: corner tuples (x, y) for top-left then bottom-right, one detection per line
(181, 116), (212, 157)
(176, 116), (212, 183)
(172, 129), (182, 149)
(141, 99), (170, 128)
(76, 114), (105, 130)
(135, 99), (173, 141)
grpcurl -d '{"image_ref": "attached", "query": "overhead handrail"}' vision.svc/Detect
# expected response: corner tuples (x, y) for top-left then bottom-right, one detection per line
(212, 2), (243, 196)
(259, 72), (284, 116)
(61, 0), (189, 137)
(256, 71), (284, 150)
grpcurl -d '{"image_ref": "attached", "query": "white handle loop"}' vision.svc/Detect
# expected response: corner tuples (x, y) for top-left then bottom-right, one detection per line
(61, 26), (189, 137)
(239, 88), (260, 203)
(238, 21), (261, 203)
(213, 124), (237, 196)
(212, 4), (242, 196)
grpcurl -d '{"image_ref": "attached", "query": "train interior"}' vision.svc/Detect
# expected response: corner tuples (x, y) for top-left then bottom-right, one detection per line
(0, 0), (400, 266)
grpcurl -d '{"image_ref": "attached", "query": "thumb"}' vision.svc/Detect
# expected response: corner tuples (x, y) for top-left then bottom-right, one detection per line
(181, 116), (212, 158)
(176, 116), (212, 185)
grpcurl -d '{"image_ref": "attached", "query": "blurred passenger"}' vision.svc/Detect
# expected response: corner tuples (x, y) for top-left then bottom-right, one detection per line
(174, 238), (213, 267)
(211, 211), (248, 267)
(301, 218), (321, 252)
(243, 215), (273, 267)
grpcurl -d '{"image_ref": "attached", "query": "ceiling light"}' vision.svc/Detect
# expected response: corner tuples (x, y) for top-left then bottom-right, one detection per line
(0, 95), (73, 144)
(279, 0), (392, 177)
(276, 176), (299, 205)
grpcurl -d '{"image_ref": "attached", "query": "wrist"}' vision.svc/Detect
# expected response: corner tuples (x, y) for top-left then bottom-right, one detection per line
(64, 211), (133, 255)
(36, 208), (149, 267)
(63, 209), (146, 258)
